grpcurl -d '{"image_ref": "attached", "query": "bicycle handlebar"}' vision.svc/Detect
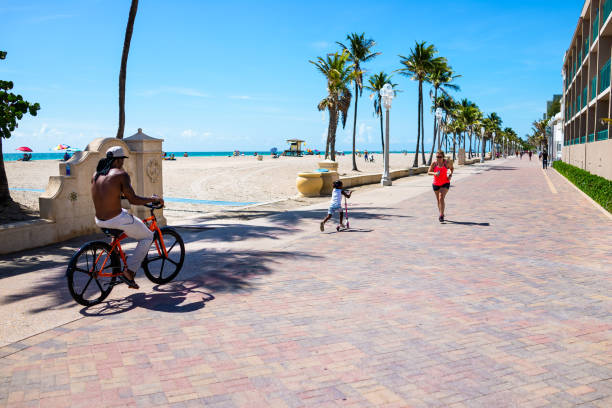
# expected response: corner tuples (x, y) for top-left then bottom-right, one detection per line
(144, 202), (164, 210)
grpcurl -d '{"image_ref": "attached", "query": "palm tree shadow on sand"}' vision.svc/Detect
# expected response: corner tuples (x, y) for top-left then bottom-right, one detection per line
(443, 219), (490, 226)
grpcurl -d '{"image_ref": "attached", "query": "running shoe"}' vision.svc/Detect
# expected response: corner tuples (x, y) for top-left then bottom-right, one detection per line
(439, 215), (444, 223)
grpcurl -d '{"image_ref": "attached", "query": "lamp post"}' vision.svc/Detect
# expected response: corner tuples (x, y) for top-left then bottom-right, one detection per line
(480, 127), (485, 163)
(380, 84), (394, 186)
(492, 131), (496, 160)
(435, 108), (443, 151)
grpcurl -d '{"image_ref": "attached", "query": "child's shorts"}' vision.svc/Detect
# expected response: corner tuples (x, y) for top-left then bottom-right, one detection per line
(328, 205), (341, 215)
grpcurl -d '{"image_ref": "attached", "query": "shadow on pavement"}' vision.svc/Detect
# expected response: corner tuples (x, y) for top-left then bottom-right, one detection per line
(485, 166), (517, 171)
(80, 280), (215, 316)
(0, 233), (99, 280)
(1, 245), (318, 314)
(444, 220), (490, 226)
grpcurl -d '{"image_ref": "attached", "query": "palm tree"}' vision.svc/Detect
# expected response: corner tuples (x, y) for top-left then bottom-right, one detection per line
(504, 127), (518, 156)
(398, 41), (445, 167)
(310, 51), (354, 161)
(482, 112), (502, 160)
(434, 94), (455, 152)
(338, 33), (380, 171)
(531, 118), (550, 152)
(427, 62), (460, 164)
(365, 72), (398, 152)
(117, 0), (139, 140)
(456, 99), (481, 160)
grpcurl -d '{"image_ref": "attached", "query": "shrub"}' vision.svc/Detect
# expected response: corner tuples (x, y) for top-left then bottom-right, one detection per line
(552, 160), (612, 213)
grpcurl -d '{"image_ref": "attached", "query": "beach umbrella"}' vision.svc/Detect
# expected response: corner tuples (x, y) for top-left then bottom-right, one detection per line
(16, 146), (33, 152)
(53, 144), (70, 150)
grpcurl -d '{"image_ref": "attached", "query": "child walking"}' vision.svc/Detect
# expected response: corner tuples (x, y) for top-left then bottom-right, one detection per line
(320, 180), (352, 231)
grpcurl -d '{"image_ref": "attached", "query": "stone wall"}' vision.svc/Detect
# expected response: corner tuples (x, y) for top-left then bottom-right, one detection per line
(0, 130), (164, 255)
(562, 138), (612, 180)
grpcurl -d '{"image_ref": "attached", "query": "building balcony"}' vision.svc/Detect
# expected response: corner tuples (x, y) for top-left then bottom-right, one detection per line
(596, 129), (609, 140)
(600, 59), (611, 93)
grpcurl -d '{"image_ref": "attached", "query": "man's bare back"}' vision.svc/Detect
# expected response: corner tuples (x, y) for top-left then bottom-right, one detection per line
(91, 168), (126, 220)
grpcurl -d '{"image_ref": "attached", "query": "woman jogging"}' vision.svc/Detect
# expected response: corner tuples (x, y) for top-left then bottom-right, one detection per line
(428, 150), (454, 222)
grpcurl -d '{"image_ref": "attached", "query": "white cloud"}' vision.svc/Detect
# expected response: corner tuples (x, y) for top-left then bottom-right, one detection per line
(310, 41), (330, 50)
(140, 87), (209, 98)
(180, 129), (212, 139)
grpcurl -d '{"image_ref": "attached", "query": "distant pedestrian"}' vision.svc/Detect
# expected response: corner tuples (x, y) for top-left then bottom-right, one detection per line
(364, 151), (368, 162)
(320, 180), (352, 231)
(528, 151), (532, 161)
(542, 150), (548, 169)
(369, 154), (374, 163)
(428, 150), (453, 223)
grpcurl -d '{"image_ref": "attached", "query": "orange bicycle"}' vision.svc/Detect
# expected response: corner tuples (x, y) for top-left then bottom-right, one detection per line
(66, 203), (185, 306)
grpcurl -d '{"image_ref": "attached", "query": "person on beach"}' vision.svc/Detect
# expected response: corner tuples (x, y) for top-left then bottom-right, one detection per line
(428, 150), (453, 223)
(91, 146), (164, 289)
(542, 149), (548, 169)
(528, 151), (533, 161)
(320, 180), (352, 231)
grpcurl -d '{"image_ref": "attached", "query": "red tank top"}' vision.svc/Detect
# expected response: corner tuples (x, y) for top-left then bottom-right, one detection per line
(433, 161), (450, 186)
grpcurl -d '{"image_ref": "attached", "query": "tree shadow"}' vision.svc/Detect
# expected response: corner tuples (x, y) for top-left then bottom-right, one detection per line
(80, 280), (215, 316)
(0, 233), (101, 280)
(0, 245), (318, 313)
(174, 223), (294, 242)
(443, 220), (490, 226)
(485, 166), (517, 171)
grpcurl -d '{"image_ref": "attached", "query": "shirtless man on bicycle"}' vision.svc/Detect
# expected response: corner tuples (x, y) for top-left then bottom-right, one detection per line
(91, 146), (164, 289)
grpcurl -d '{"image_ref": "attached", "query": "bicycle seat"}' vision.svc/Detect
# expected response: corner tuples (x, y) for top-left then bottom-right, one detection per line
(101, 228), (124, 238)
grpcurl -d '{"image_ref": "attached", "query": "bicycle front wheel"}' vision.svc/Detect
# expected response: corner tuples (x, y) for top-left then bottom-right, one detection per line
(66, 241), (120, 306)
(143, 227), (185, 284)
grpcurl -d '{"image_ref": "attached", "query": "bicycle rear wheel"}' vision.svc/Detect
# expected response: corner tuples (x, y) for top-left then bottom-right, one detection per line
(66, 241), (120, 306)
(143, 227), (185, 284)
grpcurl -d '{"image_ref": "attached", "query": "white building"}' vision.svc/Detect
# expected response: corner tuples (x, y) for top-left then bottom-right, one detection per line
(549, 111), (564, 160)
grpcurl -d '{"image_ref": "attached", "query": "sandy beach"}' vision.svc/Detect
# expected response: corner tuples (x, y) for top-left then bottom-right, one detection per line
(4, 152), (430, 219)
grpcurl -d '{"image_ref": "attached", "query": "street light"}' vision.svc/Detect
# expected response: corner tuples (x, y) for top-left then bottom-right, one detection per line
(435, 108), (443, 151)
(492, 131), (496, 160)
(480, 127), (485, 163)
(380, 83), (394, 186)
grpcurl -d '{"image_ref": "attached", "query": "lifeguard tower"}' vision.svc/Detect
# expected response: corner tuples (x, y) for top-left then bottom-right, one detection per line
(284, 139), (304, 157)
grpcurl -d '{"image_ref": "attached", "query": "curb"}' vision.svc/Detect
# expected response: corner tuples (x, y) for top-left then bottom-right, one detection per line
(551, 168), (612, 220)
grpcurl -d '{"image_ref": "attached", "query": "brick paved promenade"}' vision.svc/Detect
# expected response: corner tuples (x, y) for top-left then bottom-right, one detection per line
(1, 158), (610, 407)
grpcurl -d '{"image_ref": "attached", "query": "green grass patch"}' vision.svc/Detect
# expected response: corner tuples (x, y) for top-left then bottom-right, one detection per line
(552, 160), (612, 213)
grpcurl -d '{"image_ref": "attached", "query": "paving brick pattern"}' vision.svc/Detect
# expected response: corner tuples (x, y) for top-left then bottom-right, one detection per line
(1, 159), (611, 407)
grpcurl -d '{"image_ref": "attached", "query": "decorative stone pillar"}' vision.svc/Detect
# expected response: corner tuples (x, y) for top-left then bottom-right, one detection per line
(458, 148), (466, 165)
(124, 129), (166, 226)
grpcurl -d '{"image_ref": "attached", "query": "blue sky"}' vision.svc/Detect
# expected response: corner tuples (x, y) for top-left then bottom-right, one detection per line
(1, 0), (578, 153)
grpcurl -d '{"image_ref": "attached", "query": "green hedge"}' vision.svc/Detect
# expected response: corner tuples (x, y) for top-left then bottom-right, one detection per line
(552, 160), (612, 213)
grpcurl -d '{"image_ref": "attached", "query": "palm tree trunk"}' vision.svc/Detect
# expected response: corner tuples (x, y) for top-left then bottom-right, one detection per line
(468, 132), (472, 158)
(325, 109), (333, 159)
(452, 133), (457, 160)
(116, 0), (139, 140)
(420, 93), (426, 164)
(351, 80), (359, 171)
(427, 87), (439, 165)
(0, 137), (12, 204)
(330, 111), (338, 161)
(412, 82), (422, 168)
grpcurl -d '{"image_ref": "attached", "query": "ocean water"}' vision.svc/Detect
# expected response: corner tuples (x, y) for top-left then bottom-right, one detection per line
(3, 150), (413, 162)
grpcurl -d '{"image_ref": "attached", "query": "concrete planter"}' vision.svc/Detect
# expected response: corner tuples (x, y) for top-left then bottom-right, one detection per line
(318, 160), (338, 172)
(319, 171), (339, 196)
(296, 173), (324, 197)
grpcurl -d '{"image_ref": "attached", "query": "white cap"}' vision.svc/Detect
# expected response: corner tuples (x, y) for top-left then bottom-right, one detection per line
(106, 146), (128, 159)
